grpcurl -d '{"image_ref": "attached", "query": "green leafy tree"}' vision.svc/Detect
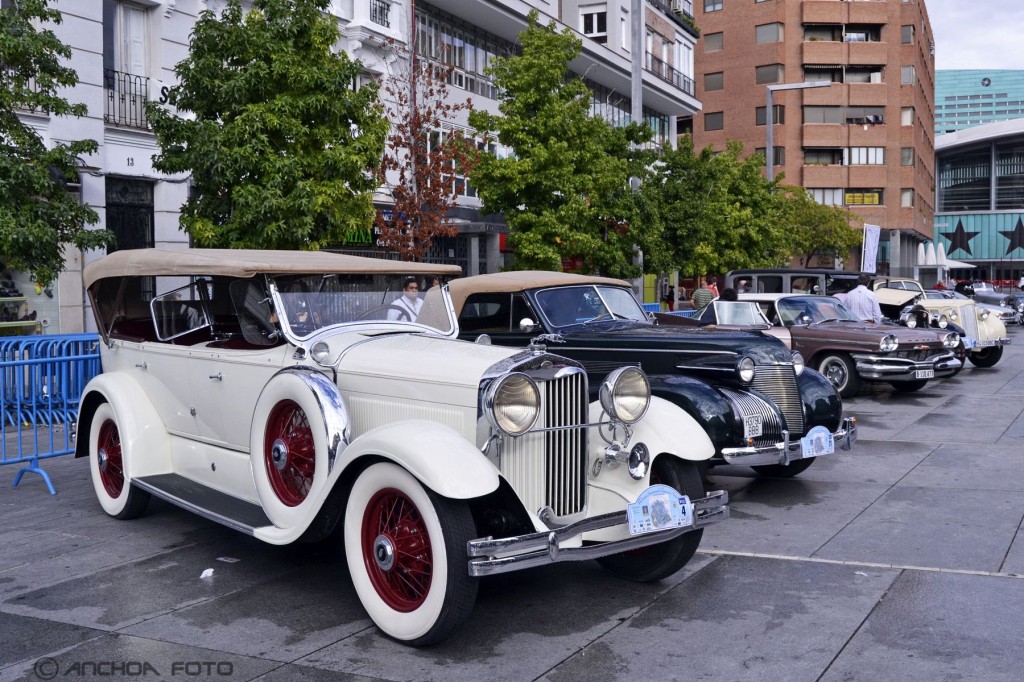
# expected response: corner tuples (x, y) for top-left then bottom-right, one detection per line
(148, 0), (388, 250)
(468, 11), (659, 277)
(0, 0), (109, 286)
(779, 184), (863, 267)
(655, 138), (793, 277)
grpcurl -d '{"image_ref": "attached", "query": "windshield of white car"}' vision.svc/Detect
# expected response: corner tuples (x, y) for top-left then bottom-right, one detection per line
(706, 301), (772, 326)
(271, 273), (454, 338)
(777, 297), (860, 325)
(533, 285), (649, 329)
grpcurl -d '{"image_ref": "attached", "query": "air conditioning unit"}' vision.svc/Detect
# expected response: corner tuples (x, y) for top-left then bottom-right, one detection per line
(671, 0), (683, 12)
(869, 72), (882, 83)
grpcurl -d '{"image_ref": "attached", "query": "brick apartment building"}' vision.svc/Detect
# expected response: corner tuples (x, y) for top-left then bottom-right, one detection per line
(689, 0), (936, 275)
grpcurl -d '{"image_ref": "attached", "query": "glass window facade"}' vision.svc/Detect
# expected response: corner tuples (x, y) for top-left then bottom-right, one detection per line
(938, 146), (991, 212)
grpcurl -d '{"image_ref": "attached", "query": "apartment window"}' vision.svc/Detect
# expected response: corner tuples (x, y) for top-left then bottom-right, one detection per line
(755, 64), (783, 85)
(704, 0), (723, 12)
(901, 65), (916, 85)
(705, 72), (724, 91)
(755, 23), (783, 44)
(805, 149), (843, 165)
(581, 6), (608, 44)
(901, 189), (915, 207)
(114, 1), (148, 76)
(901, 25), (914, 44)
(103, 1), (151, 129)
(755, 147), (785, 166)
(901, 148), (915, 165)
(705, 112), (724, 131)
(809, 188), (843, 206)
(845, 67), (883, 84)
(901, 106), (915, 125)
(621, 14), (628, 50)
(845, 106), (885, 124)
(704, 32), (723, 51)
(844, 25), (881, 43)
(804, 67), (841, 83)
(755, 105), (785, 125)
(845, 147), (885, 165)
(845, 189), (883, 205)
(804, 106), (842, 124)
(805, 26), (839, 42)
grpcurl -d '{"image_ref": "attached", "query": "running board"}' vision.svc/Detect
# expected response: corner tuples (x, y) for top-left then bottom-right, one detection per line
(133, 474), (272, 535)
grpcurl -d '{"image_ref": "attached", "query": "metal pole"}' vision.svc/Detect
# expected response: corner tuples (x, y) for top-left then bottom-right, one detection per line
(765, 86), (774, 180)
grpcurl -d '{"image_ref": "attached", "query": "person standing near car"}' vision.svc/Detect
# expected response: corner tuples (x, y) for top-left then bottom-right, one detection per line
(691, 281), (716, 310)
(844, 274), (883, 323)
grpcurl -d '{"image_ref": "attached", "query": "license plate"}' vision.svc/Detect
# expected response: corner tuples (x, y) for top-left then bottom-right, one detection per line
(963, 337), (978, 349)
(915, 369), (934, 379)
(799, 425), (835, 459)
(627, 484), (694, 536)
(743, 414), (763, 439)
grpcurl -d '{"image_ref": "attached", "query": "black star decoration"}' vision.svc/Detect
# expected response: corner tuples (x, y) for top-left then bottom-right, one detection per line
(998, 217), (1024, 255)
(942, 219), (980, 257)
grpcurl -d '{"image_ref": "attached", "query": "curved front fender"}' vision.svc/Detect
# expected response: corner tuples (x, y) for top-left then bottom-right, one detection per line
(339, 420), (500, 499)
(590, 395), (714, 462)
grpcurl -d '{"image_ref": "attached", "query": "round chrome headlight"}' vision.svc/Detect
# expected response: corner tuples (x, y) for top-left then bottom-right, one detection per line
(978, 308), (990, 320)
(737, 356), (756, 384)
(485, 373), (540, 436)
(1018, 302), (1024, 313)
(599, 367), (651, 424)
(948, 309), (959, 321)
(791, 351), (805, 376)
(879, 334), (899, 352)
(943, 332), (959, 348)
(310, 341), (331, 365)
(936, 314), (949, 328)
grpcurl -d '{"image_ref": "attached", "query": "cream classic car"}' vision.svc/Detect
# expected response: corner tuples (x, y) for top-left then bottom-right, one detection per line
(76, 249), (728, 646)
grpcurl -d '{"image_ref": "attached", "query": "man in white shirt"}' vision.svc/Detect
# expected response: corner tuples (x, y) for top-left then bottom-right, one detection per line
(844, 274), (883, 323)
(388, 277), (422, 321)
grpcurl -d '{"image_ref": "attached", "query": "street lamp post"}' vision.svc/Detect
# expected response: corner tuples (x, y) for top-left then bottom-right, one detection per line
(765, 81), (832, 181)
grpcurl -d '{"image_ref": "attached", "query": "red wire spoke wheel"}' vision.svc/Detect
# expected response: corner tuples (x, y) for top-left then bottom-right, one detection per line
(361, 487), (433, 612)
(96, 419), (125, 498)
(264, 400), (316, 507)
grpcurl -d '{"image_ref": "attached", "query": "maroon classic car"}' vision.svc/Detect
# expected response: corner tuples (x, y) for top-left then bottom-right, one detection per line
(690, 294), (962, 398)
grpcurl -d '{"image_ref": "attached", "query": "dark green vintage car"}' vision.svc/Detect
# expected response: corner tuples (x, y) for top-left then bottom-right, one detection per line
(422, 272), (857, 478)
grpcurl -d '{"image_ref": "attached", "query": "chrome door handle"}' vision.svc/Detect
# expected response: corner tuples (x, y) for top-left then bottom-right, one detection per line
(209, 373), (222, 381)
(135, 362), (148, 370)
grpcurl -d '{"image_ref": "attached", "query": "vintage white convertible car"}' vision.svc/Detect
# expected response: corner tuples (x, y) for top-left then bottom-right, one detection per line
(76, 249), (728, 645)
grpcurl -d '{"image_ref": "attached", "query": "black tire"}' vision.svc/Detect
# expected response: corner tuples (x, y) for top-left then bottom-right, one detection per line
(968, 345), (1003, 368)
(597, 456), (704, 583)
(344, 463), (478, 646)
(816, 352), (861, 398)
(890, 378), (928, 393)
(88, 403), (150, 520)
(751, 458), (815, 478)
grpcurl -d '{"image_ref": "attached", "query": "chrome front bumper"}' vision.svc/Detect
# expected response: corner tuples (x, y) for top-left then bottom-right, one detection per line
(718, 416), (857, 467)
(854, 351), (961, 380)
(466, 490), (730, 577)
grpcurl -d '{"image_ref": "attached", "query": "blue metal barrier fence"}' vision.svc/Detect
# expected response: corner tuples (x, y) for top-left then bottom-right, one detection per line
(1, 334), (102, 494)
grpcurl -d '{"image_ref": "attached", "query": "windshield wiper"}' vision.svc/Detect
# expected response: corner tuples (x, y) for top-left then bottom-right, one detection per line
(584, 311), (623, 324)
(810, 317), (839, 325)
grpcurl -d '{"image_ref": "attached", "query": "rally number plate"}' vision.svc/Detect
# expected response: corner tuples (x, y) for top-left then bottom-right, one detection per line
(799, 425), (835, 459)
(627, 484), (694, 536)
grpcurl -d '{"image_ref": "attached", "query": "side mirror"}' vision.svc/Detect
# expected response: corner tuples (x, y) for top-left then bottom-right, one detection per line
(519, 317), (537, 333)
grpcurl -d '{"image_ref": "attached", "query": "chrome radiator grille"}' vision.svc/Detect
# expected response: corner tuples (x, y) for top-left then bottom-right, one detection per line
(959, 304), (980, 339)
(499, 368), (588, 519)
(750, 364), (805, 435)
(721, 388), (784, 445)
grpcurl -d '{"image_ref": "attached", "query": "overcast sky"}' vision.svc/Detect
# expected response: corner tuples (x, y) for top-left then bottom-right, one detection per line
(928, 0), (1024, 71)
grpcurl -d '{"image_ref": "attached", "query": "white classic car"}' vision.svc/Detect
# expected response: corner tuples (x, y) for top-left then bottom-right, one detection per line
(76, 249), (729, 646)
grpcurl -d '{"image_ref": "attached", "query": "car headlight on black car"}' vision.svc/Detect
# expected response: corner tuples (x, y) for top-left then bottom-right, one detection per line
(484, 373), (540, 436)
(943, 332), (959, 349)
(600, 367), (651, 424)
(736, 356), (756, 384)
(791, 351), (805, 376)
(1018, 301), (1024, 313)
(879, 335), (899, 352)
(934, 313), (948, 328)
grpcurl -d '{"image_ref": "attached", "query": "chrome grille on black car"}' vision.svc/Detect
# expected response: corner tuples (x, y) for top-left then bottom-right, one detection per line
(721, 388), (784, 445)
(750, 364), (805, 435)
(498, 367), (588, 519)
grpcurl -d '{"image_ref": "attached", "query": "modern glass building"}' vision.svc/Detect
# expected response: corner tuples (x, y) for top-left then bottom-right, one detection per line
(935, 70), (1024, 136)
(934, 119), (1024, 284)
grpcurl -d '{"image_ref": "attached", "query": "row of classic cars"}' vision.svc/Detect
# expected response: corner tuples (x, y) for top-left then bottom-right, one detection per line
(77, 249), (857, 646)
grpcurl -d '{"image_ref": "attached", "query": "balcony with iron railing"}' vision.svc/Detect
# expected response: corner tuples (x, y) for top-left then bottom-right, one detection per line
(646, 53), (695, 97)
(104, 68), (150, 130)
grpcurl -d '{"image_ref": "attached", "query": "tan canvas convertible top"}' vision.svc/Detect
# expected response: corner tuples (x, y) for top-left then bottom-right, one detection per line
(84, 248), (463, 287)
(443, 271), (630, 315)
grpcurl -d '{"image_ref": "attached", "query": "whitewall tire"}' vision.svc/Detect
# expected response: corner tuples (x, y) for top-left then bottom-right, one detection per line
(88, 403), (150, 519)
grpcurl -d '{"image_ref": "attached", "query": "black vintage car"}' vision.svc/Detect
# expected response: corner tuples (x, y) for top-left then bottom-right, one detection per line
(425, 272), (857, 478)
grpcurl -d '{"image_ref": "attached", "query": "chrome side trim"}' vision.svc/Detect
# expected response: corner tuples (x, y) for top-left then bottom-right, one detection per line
(466, 491), (730, 577)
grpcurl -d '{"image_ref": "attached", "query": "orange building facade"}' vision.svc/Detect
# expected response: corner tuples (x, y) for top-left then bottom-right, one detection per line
(690, 0), (936, 274)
